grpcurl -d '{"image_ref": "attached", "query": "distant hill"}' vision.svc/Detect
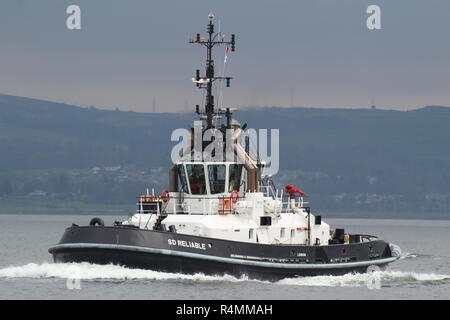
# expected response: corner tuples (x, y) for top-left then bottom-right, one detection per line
(0, 93), (449, 218)
(0, 94), (193, 170)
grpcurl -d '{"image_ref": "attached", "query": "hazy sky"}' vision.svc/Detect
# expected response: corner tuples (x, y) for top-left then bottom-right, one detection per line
(0, 0), (449, 112)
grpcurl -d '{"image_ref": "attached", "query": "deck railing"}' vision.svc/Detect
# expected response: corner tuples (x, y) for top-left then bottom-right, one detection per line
(136, 193), (311, 216)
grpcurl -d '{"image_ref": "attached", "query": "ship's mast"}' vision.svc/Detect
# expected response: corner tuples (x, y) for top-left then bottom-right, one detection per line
(190, 13), (235, 129)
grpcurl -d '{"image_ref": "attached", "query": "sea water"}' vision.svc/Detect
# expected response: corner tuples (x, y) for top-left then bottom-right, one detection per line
(0, 214), (449, 299)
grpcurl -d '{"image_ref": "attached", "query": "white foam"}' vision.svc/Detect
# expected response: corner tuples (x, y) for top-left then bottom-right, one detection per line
(400, 252), (417, 260)
(0, 262), (448, 287)
(277, 270), (450, 287)
(0, 262), (250, 283)
(277, 272), (367, 287)
(379, 271), (450, 282)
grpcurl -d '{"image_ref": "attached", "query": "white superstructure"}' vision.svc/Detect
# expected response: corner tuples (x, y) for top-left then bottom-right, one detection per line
(124, 160), (330, 246)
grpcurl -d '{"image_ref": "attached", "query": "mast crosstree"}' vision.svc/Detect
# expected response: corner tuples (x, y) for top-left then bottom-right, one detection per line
(189, 13), (236, 129)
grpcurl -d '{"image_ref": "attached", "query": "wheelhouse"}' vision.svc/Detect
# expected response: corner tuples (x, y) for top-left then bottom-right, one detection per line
(176, 162), (245, 196)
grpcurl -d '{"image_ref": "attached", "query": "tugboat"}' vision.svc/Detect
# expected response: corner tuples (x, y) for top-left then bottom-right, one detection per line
(49, 14), (401, 281)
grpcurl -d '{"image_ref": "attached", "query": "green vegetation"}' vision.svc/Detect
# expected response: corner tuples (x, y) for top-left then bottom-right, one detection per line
(0, 93), (449, 218)
(0, 196), (132, 215)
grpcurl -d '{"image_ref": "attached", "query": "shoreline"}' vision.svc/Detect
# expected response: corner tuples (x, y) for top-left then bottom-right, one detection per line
(0, 209), (447, 220)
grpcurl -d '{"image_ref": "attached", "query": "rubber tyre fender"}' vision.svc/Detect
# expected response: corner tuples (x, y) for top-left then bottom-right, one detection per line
(89, 217), (104, 226)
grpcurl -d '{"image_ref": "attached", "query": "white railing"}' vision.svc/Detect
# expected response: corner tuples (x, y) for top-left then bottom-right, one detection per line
(164, 197), (219, 215)
(141, 192), (310, 216)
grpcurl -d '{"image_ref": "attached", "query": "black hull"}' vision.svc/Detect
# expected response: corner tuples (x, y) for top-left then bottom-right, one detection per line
(49, 226), (398, 281)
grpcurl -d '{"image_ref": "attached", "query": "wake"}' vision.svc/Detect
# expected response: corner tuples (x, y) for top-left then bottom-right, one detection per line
(277, 270), (450, 287)
(0, 262), (448, 287)
(0, 262), (250, 283)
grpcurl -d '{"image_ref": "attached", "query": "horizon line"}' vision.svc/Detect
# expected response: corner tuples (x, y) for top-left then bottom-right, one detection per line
(0, 92), (448, 114)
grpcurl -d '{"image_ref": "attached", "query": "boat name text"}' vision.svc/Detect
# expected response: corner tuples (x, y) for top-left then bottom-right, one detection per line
(168, 239), (206, 250)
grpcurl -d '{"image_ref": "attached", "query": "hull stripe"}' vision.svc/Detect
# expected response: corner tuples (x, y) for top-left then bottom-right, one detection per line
(49, 243), (399, 269)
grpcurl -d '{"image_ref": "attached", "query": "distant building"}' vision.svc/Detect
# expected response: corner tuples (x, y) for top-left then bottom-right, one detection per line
(104, 165), (121, 172)
(29, 190), (47, 197)
(91, 167), (101, 174)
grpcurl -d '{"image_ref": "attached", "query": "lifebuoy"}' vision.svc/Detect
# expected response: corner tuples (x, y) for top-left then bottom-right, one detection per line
(230, 190), (239, 203)
(161, 189), (170, 203)
(89, 217), (104, 226)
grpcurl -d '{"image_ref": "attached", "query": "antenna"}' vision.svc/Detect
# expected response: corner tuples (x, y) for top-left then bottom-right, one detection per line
(189, 13), (236, 128)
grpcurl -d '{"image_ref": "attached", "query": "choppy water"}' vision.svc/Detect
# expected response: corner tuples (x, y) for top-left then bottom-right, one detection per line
(0, 214), (449, 299)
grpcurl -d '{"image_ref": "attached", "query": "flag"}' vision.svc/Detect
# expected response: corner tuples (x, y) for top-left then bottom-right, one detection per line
(224, 46), (229, 64)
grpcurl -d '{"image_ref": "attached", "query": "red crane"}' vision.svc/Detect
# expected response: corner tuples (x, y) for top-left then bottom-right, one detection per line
(285, 184), (308, 199)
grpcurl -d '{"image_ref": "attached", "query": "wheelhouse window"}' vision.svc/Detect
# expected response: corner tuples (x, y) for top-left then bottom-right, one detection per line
(186, 164), (207, 195)
(177, 165), (188, 193)
(228, 164), (243, 192)
(208, 164), (226, 194)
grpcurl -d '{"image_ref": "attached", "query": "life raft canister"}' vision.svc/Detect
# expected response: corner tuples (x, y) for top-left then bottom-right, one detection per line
(218, 197), (232, 215)
(140, 195), (155, 202)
